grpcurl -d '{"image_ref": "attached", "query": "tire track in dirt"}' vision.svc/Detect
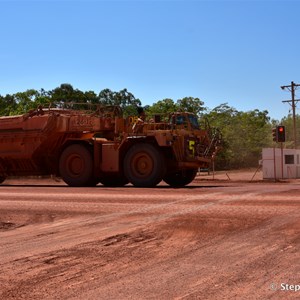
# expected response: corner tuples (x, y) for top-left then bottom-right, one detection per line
(1, 183), (300, 299)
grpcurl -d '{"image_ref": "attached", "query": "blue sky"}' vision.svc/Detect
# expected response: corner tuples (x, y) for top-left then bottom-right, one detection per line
(1, 0), (300, 120)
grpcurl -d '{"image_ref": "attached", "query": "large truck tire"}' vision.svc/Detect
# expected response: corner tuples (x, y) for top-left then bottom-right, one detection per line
(59, 144), (94, 187)
(124, 143), (165, 187)
(163, 169), (198, 187)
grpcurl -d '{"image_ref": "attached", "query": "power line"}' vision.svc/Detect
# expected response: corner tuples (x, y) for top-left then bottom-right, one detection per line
(281, 81), (300, 149)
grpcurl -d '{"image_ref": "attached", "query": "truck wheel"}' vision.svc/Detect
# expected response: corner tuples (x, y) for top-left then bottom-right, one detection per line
(0, 176), (6, 184)
(163, 169), (198, 187)
(124, 144), (165, 187)
(59, 144), (94, 187)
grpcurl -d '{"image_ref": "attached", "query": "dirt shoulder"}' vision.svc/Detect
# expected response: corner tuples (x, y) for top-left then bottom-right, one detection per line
(0, 176), (299, 299)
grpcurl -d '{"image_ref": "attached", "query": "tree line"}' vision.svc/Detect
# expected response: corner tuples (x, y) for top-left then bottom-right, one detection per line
(1, 83), (298, 169)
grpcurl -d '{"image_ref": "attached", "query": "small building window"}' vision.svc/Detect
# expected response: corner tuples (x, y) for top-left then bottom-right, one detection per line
(285, 155), (294, 165)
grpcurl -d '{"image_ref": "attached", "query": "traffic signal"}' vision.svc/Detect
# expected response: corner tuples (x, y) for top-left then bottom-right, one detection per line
(272, 125), (286, 143)
(276, 125), (285, 142)
(272, 127), (277, 142)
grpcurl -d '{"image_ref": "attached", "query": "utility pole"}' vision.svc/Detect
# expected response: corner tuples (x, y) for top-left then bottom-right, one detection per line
(281, 81), (300, 149)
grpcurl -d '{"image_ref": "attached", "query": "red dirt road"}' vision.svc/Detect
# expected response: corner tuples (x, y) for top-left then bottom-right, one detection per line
(0, 174), (300, 299)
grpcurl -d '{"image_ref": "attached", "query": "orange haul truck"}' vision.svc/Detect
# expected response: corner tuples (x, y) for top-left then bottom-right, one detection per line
(0, 105), (221, 187)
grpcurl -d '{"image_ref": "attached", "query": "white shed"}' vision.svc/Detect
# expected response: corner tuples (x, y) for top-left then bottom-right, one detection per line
(262, 148), (300, 179)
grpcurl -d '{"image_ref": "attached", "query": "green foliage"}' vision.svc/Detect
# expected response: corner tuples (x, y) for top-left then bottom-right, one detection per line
(146, 97), (206, 118)
(205, 103), (272, 169)
(98, 88), (142, 117)
(13, 90), (40, 115)
(0, 94), (17, 116)
(146, 98), (177, 116)
(0, 84), (141, 117)
(50, 83), (84, 104)
(176, 97), (206, 115)
(280, 114), (300, 148)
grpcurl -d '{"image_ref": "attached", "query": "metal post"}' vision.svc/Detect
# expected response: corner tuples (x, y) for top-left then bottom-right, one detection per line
(273, 147), (276, 182)
(281, 142), (284, 179)
(281, 81), (300, 149)
(291, 81), (297, 149)
(212, 158), (215, 180)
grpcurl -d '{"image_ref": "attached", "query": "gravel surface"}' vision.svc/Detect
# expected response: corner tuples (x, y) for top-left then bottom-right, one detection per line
(0, 171), (299, 299)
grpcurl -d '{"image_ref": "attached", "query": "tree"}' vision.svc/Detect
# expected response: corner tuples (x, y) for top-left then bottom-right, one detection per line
(146, 98), (177, 115)
(84, 91), (99, 104)
(232, 110), (271, 168)
(0, 94), (17, 116)
(176, 97), (206, 116)
(13, 89), (40, 115)
(205, 103), (272, 169)
(98, 88), (141, 116)
(49, 83), (87, 105)
(280, 114), (300, 148)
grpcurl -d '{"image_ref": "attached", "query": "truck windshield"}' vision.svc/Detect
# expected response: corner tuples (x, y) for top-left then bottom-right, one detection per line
(175, 115), (187, 125)
(188, 115), (200, 129)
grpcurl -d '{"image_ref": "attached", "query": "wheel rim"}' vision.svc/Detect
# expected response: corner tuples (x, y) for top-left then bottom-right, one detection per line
(124, 143), (165, 187)
(66, 154), (84, 177)
(131, 152), (154, 178)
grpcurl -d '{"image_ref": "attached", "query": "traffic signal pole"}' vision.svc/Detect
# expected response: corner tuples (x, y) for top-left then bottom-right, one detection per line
(281, 142), (284, 179)
(273, 147), (276, 182)
(281, 81), (300, 149)
(272, 126), (286, 180)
